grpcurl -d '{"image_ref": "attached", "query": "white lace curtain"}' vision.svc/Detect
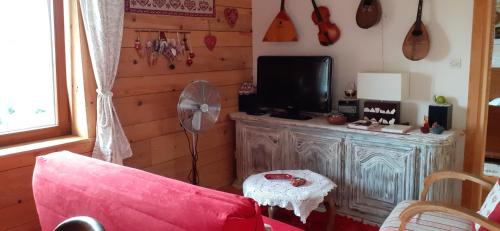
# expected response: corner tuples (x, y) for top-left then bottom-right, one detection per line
(80, 0), (133, 164)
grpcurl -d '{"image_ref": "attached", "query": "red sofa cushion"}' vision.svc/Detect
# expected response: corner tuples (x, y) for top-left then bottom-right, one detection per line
(32, 151), (267, 231)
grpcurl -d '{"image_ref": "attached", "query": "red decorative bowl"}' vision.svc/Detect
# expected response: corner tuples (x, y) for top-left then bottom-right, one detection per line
(327, 113), (347, 125)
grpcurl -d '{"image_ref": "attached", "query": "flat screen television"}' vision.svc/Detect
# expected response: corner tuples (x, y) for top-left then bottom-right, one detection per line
(257, 56), (333, 120)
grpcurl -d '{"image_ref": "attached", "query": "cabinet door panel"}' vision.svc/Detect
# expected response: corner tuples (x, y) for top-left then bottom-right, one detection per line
(289, 132), (343, 206)
(243, 126), (281, 176)
(346, 139), (417, 220)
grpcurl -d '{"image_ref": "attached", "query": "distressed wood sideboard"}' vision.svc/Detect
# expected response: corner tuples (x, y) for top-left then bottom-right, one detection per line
(230, 112), (459, 224)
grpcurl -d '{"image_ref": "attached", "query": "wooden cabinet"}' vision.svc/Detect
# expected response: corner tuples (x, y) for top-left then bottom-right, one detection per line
(345, 138), (417, 221)
(231, 112), (458, 224)
(288, 132), (344, 207)
(242, 126), (282, 175)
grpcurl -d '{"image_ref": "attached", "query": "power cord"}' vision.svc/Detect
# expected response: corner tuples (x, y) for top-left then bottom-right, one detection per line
(182, 125), (200, 185)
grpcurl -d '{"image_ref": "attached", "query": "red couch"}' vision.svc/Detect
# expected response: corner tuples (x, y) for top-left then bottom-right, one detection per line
(32, 152), (301, 231)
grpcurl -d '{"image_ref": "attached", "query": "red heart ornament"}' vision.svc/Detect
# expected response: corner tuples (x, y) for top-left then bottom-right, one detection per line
(224, 8), (238, 28)
(204, 34), (217, 51)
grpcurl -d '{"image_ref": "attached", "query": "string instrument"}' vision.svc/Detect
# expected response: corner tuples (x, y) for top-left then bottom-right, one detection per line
(263, 0), (298, 42)
(356, 0), (382, 29)
(402, 0), (430, 61)
(310, 0), (340, 46)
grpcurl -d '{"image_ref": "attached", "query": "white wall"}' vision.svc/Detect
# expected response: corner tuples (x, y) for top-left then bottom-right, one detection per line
(253, 0), (473, 131)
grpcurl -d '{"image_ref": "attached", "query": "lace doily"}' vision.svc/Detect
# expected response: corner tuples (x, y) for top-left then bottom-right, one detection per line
(243, 170), (336, 223)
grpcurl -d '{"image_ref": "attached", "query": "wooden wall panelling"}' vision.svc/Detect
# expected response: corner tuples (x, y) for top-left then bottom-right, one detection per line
(118, 0), (252, 189)
(217, 0), (251, 9)
(0, 138), (94, 230)
(117, 47), (252, 77)
(123, 106), (238, 143)
(123, 7), (251, 32)
(114, 84), (240, 126)
(122, 30), (252, 48)
(113, 69), (252, 97)
(0, 200), (39, 231)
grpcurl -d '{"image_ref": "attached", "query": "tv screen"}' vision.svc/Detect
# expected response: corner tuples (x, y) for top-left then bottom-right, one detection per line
(257, 56), (333, 118)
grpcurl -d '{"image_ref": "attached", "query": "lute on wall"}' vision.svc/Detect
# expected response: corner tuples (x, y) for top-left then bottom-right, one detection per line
(402, 0), (430, 61)
(263, 0), (298, 42)
(356, 0), (382, 29)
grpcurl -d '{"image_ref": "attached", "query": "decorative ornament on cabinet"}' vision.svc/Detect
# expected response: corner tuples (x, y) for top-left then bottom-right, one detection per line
(356, 0), (382, 29)
(263, 0), (298, 42)
(402, 0), (430, 61)
(224, 8), (239, 28)
(310, 0), (341, 46)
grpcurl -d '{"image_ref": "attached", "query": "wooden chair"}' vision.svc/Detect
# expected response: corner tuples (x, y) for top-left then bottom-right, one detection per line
(380, 171), (500, 231)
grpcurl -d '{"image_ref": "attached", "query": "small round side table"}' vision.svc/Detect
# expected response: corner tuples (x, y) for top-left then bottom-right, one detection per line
(243, 170), (337, 230)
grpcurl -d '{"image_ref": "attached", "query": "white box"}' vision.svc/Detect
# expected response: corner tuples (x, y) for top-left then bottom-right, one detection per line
(357, 72), (410, 101)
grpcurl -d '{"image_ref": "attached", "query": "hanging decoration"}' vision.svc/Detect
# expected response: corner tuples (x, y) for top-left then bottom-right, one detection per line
(224, 8), (239, 28)
(133, 29), (192, 69)
(183, 33), (195, 66)
(134, 32), (143, 58)
(204, 21), (217, 51)
(125, 0), (215, 18)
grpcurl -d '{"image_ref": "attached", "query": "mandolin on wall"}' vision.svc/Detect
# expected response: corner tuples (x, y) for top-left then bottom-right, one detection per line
(402, 0), (430, 61)
(356, 0), (382, 29)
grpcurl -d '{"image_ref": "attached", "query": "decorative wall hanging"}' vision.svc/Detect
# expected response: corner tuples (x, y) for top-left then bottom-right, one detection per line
(224, 8), (239, 28)
(402, 0), (430, 61)
(134, 29), (192, 69)
(263, 0), (298, 42)
(204, 21), (217, 51)
(356, 0), (382, 29)
(125, 0), (215, 18)
(310, 0), (340, 46)
(183, 33), (195, 66)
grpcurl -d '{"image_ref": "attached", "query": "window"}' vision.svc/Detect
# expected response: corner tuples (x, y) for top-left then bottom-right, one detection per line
(0, 0), (70, 147)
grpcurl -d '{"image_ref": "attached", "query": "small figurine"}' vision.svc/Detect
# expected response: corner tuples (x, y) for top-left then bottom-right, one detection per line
(420, 116), (430, 134)
(430, 122), (445, 134)
(434, 95), (448, 105)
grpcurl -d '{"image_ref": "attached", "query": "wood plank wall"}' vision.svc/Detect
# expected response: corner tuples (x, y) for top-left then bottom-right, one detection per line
(0, 138), (94, 230)
(118, 0), (252, 188)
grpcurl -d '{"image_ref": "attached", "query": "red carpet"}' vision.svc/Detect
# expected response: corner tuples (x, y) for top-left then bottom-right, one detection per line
(261, 206), (379, 231)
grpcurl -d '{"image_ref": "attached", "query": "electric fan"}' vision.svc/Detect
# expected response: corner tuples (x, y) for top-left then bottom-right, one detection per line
(177, 80), (221, 185)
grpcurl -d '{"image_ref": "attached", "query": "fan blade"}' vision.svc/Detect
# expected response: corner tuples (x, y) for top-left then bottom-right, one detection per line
(192, 111), (203, 131)
(179, 99), (199, 110)
(205, 109), (219, 124)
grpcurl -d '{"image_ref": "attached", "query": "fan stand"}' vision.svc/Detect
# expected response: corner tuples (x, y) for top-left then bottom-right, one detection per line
(188, 132), (200, 185)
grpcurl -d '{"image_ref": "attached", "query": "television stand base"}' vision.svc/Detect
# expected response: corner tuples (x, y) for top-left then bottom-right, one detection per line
(270, 111), (312, 121)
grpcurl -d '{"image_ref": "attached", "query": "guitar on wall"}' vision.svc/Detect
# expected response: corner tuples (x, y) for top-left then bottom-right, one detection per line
(356, 0), (382, 29)
(402, 0), (430, 61)
(263, 0), (298, 42)
(310, 0), (340, 46)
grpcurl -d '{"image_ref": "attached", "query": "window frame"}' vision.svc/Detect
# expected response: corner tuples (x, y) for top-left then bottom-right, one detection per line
(0, 0), (71, 147)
